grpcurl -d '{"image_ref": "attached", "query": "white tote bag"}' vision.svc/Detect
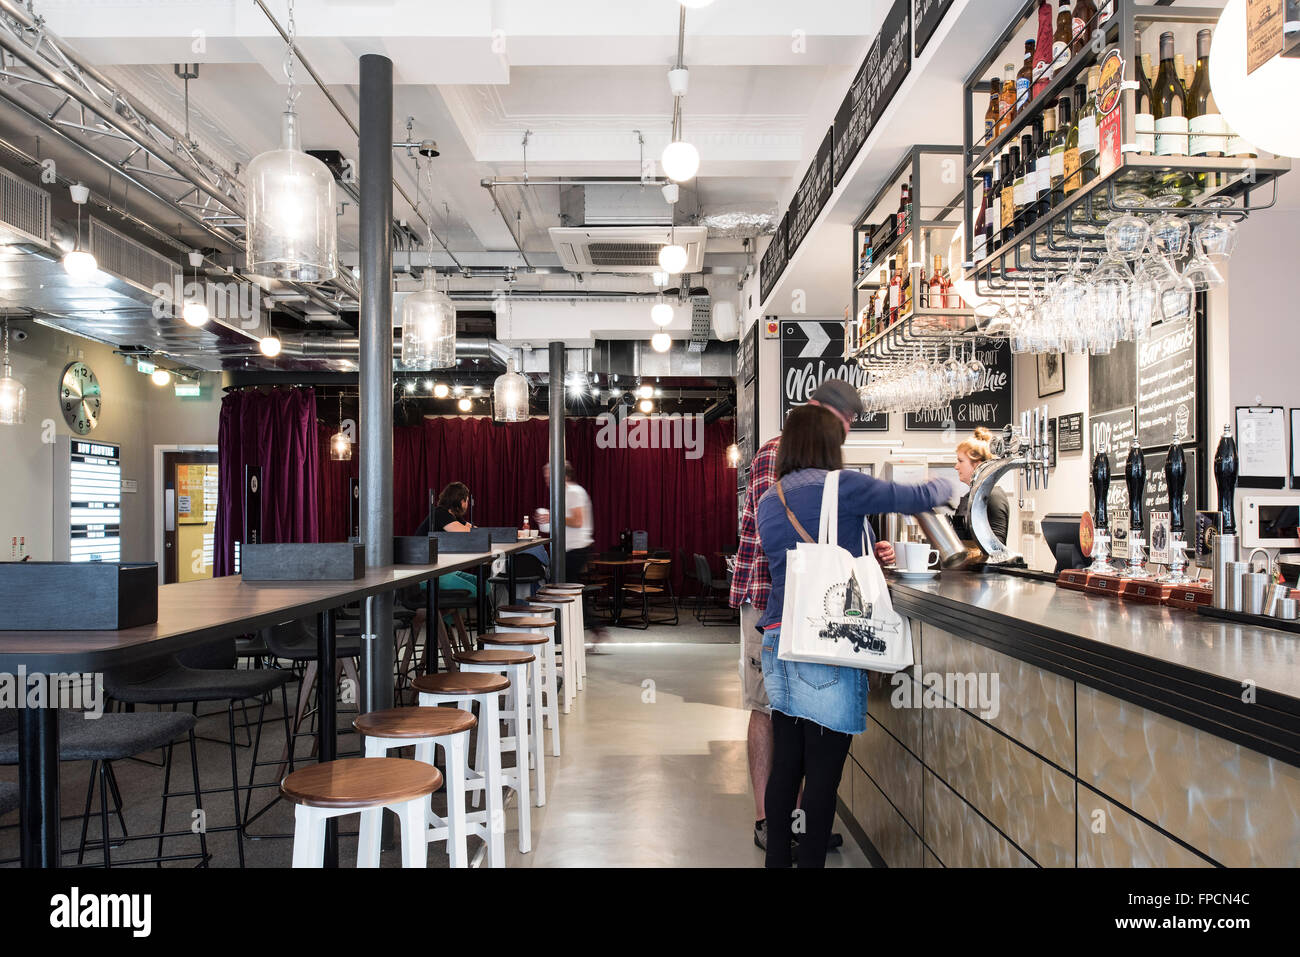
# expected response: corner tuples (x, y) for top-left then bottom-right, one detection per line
(775, 470), (913, 673)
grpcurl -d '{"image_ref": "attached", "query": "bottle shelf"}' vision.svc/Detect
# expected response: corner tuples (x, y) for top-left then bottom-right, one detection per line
(845, 306), (978, 363)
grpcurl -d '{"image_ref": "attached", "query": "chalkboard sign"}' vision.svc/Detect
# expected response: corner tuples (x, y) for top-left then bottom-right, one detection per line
(737, 323), (760, 468)
(833, 59), (870, 187)
(781, 320), (888, 431)
(787, 127), (834, 260)
(759, 212), (788, 307)
(1141, 448), (1198, 537)
(904, 337), (1011, 431)
(739, 320), (758, 386)
(913, 0), (955, 57)
(1090, 406), (1136, 471)
(869, 0), (912, 131)
(1136, 316), (1196, 447)
(1058, 412), (1084, 452)
(1088, 338), (1136, 418)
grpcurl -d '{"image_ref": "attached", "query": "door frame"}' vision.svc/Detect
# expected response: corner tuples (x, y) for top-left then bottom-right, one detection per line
(153, 444), (218, 584)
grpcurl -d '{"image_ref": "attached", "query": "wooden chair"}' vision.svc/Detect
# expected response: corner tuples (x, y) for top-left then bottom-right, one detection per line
(622, 559), (679, 628)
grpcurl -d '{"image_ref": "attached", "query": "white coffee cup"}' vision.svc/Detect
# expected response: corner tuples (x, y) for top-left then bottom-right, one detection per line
(899, 542), (940, 572)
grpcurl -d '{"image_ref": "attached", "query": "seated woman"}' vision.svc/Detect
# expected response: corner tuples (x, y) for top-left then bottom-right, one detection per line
(416, 482), (474, 533)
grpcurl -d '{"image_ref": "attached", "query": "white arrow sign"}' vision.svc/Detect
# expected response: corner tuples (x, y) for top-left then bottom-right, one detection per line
(798, 322), (831, 358)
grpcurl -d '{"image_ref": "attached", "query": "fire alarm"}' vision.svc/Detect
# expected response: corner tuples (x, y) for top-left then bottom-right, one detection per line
(764, 318), (779, 339)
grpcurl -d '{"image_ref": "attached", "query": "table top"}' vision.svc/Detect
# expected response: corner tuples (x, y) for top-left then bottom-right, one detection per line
(0, 540), (544, 672)
(591, 558), (649, 567)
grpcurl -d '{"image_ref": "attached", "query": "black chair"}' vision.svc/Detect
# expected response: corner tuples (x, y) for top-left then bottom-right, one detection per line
(622, 558), (679, 628)
(489, 552), (547, 607)
(693, 553), (737, 625)
(104, 642), (292, 867)
(0, 706), (206, 867)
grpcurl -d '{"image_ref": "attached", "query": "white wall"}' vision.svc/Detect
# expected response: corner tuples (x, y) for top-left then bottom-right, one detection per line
(0, 322), (222, 564)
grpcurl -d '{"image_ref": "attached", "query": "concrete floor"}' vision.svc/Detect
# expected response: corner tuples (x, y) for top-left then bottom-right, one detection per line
(0, 620), (867, 868)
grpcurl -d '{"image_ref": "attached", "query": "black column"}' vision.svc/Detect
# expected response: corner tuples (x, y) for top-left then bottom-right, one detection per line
(548, 342), (567, 582)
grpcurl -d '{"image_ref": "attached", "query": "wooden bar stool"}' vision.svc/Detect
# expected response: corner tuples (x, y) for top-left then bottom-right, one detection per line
(353, 706), (476, 868)
(494, 613), (560, 757)
(540, 583), (588, 686)
(280, 757), (441, 868)
(453, 647), (545, 809)
(530, 592), (578, 712)
(412, 671), (517, 864)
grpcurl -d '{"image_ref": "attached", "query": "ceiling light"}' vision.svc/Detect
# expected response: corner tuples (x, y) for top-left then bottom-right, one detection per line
(400, 270), (456, 370)
(0, 320), (26, 425)
(662, 183), (680, 204)
(667, 68), (690, 97)
(637, 384), (654, 399)
(493, 357), (529, 422)
(638, 398), (654, 414)
(658, 243), (688, 274)
(726, 443), (741, 467)
(457, 397), (472, 412)
(433, 382), (450, 398)
(62, 248), (98, 281)
(651, 302), (674, 326)
(151, 368), (171, 386)
(471, 385), (483, 396)
(661, 140), (700, 183)
(652, 270), (669, 287)
(651, 332), (672, 353)
(259, 335), (282, 358)
(182, 299), (210, 327)
(1211, 0), (1300, 157)
(329, 429), (352, 461)
(405, 380), (416, 394)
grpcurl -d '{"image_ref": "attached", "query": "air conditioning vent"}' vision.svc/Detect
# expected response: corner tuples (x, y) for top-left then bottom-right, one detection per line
(549, 226), (706, 274)
(89, 219), (181, 296)
(0, 169), (50, 245)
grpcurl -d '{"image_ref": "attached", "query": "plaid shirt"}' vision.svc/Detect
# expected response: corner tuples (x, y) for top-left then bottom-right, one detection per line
(729, 435), (780, 610)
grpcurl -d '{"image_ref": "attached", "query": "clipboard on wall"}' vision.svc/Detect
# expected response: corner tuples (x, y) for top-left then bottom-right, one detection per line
(1291, 409), (1300, 490)
(1234, 405), (1287, 489)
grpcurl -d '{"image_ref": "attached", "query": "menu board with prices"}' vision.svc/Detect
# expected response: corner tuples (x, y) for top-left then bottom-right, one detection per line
(786, 128), (834, 261)
(69, 440), (121, 563)
(833, 60), (870, 187)
(1057, 412), (1084, 452)
(781, 320), (888, 431)
(1136, 316), (1196, 448)
(759, 213), (789, 307)
(868, 0), (912, 133)
(913, 0), (954, 57)
(1090, 406), (1136, 471)
(904, 337), (1012, 432)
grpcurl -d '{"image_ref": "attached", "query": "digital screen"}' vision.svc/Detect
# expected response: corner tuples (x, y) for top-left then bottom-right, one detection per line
(69, 440), (121, 563)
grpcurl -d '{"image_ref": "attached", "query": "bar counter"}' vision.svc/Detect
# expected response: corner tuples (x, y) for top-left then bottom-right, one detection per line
(837, 571), (1300, 868)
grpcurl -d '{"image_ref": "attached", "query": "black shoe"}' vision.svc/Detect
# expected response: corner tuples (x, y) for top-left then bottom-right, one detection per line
(753, 820), (768, 852)
(791, 831), (844, 850)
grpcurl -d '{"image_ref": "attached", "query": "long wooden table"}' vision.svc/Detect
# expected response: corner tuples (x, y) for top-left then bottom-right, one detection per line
(0, 538), (547, 868)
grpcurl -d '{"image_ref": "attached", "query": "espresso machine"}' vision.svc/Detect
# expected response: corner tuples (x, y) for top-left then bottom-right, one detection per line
(965, 406), (1051, 565)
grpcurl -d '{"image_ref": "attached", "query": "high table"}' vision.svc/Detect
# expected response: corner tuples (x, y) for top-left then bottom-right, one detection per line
(588, 557), (648, 626)
(0, 538), (545, 868)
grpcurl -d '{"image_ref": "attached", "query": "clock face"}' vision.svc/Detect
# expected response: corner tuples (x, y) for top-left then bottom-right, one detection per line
(60, 361), (101, 435)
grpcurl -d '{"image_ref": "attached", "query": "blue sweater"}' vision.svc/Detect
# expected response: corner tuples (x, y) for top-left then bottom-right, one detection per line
(755, 468), (950, 631)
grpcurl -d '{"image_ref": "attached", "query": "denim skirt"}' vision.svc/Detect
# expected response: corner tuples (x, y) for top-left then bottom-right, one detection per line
(760, 624), (870, 735)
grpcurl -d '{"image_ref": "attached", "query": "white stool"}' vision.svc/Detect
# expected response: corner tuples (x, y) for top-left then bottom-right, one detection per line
(281, 757), (439, 868)
(529, 593), (579, 711)
(494, 613), (561, 757)
(540, 583), (588, 686)
(353, 706), (475, 868)
(454, 647), (545, 809)
(412, 670), (515, 864)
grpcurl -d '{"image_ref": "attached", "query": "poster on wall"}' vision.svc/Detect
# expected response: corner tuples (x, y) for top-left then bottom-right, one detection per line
(904, 337), (1011, 432)
(781, 320), (887, 431)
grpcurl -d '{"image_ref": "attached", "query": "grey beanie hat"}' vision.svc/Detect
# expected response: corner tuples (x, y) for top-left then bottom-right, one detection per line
(809, 378), (863, 419)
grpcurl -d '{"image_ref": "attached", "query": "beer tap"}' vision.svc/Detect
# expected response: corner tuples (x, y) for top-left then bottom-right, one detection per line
(1160, 435), (1192, 584)
(1121, 437), (1150, 579)
(1087, 441), (1118, 575)
(1211, 424), (1241, 607)
(1040, 404), (1050, 491)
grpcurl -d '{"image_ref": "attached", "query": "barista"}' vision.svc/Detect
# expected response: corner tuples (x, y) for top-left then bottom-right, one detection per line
(951, 427), (1010, 548)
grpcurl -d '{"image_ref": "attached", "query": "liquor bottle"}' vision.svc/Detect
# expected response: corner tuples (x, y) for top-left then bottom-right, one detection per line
(1134, 32), (1155, 156)
(943, 262), (960, 309)
(901, 252), (913, 316)
(1016, 40), (1036, 111)
(1072, 0), (1096, 54)
(929, 255), (944, 309)
(984, 77), (1001, 141)
(1153, 32), (1188, 157)
(872, 282), (885, 334)
(1050, 96), (1070, 204)
(897, 178), (911, 236)
(858, 236), (872, 280)
(988, 157), (1002, 252)
(1078, 65), (1100, 184)
(1053, 0), (1073, 73)
(1187, 29), (1224, 158)
(1035, 110), (1055, 219)
(1001, 144), (1020, 244)
(1063, 84), (1084, 196)
(972, 170), (991, 262)
(887, 257), (901, 325)
(1033, 1), (1054, 98)
(1015, 133), (1034, 232)
(999, 62), (1018, 129)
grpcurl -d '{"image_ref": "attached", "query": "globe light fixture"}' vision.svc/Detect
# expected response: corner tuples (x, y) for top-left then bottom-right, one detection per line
(457, 397), (472, 413)
(62, 183), (98, 281)
(651, 301), (674, 326)
(433, 382), (450, 399)
(651, 332), (672, 353)
(661, 140), (700, 183)
(1210, 0), (1300, 158)
(638, 398), (654, 414)
(259, 334), (282, 358)
(637, 384), (654, 399)
(493, 357), (529, 422)
(658, 242), (688, 274)
(182, 298), (210, 327)
(151, 368), (171, 387)
(0, 319), (27, 425)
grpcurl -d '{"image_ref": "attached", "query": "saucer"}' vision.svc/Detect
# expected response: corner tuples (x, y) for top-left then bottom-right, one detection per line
(895, 569), (939, 581)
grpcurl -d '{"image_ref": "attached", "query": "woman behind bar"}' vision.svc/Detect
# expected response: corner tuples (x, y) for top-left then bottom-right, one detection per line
(755, 404), (958, 868)
(951, 427), (1010, 549)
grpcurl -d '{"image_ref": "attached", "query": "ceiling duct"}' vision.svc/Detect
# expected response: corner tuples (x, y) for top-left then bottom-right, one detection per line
(0, 167), (50, 245)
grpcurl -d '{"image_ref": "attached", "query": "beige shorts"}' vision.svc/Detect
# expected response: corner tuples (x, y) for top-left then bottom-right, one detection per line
(739, 603), (770, 714)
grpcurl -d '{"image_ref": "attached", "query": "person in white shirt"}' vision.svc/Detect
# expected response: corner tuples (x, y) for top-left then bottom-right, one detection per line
(535, 461), (607, 645)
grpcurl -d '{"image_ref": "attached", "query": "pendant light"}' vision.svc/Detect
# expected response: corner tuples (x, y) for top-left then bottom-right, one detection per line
(245, 0), (337, 282)
(660, 19), (699, 184)
(658, 232), (688, 274)
(62, 183), (97, 280)
(260, 314), (282, 358)
(182, 250), (210, 327)
(493, 356), (529, 422)
(330, 391), (351, 461)
(651, 331), (672, 353)
(400, 161), (456, 370)
(651, 298), (674, 326)
(726, 443), (741, 467)
(0, 319), (27, 425)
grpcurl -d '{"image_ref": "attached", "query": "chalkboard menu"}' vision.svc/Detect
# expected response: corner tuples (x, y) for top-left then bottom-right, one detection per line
(1136, 316), (1196, 448)
(913, 0), (955, 56)
(833, 59), (870, 187)
(1089, 406), (1136, 470)
(833, 0), (911, 189)
(904, 337), (1011, 431)
(1058, 412), (1084, 452)
(1141, 448), (1198, 536)
(781, 320), (888, 431)
(739, 320), (758, 386)
(737, 322), (760, 468)
(759, 212), (788, 306)
(786, 127), (834, 260)
(1088, 338), (1136, 417)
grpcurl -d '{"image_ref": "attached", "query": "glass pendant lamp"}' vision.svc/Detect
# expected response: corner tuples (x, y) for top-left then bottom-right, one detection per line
(400, 269), (456, 370)
(330, 392), (351, 461)
(0, 319), (27, 425)
(493, 357), (529, 422)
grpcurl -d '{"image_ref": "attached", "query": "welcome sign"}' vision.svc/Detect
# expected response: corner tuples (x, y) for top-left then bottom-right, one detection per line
(781, 320), (888, 431)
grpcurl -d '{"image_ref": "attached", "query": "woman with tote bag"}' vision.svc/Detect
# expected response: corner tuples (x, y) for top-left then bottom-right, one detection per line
(755, 403), (960, 868)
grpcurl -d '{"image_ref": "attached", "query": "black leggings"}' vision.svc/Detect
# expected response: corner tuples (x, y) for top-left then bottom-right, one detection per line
(764, 710), (852, 868)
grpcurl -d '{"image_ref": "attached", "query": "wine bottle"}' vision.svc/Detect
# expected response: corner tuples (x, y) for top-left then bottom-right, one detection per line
(1134, 32), (1155, 156)
(972, 170), (992, 262)
(1078, 65), (1100, 184)
(1001, 144), (1020, 244)
(897, 178), (911, 235)
(989, 155), (1002, 252)
(1016, 40), (1036, 111)
(1036, 111), (1055, 220)
(1033, 1), (1054, 98)
(1187, 30), (1224, 158)
(985, 77), (1001, 141)
(1153, 32), (1188, 157)
(887, 258), (900, 325)
(929, 255), (944, 309)
(1050, 96), (1070, 204)
(1072, 0), (1096, 54)
(1063, 84), (1084, 196)
(1015, 132), (1034, 232)
(1000, 62), (1018, 129)
(902, 252), (913, 315)
(1053, 0), (1073, 72)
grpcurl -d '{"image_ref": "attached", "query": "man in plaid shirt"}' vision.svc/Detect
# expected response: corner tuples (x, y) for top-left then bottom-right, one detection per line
(731, 380), (894, 851)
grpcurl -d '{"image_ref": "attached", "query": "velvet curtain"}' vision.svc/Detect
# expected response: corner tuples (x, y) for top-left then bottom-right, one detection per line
(214, 387), (321, 577)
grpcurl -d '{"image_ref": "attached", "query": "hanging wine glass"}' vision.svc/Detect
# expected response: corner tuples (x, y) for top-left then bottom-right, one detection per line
(1127, 274), (1160, 340)
(1193, 217), (1238, 263)
(1182, 253), (1224, 290)
(1158, 274), (1196, 324)
(1104, 213), (1151, 261)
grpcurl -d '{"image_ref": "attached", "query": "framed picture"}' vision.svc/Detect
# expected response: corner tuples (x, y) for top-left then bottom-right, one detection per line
(1037, 352), (1066, 398)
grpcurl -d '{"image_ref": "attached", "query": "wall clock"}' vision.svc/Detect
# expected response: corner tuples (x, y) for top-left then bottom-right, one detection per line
(59, 361), (101, 435)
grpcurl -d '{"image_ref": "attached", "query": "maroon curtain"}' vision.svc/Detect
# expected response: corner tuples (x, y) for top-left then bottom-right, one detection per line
(214, 387), (321, 576)
(317, 423), (360, 543)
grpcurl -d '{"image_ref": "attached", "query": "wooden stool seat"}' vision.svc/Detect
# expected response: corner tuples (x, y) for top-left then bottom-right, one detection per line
(534, 593), (575, 603)
(481, 632), (549, 646)
(543, 583), (583, 591)
(354, 706), (476, 739)
(498, 604), (551, 614)
(492, 614), (553, 627)
(281, 757), (441, 810)
(454, 648), (536, 666)
(413, 672), (509, 696)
